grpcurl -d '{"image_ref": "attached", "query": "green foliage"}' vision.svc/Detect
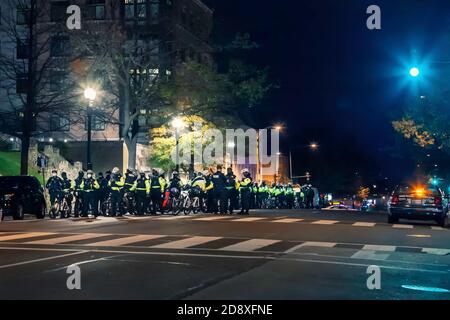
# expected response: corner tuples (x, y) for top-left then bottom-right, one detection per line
(149, 116), (216, 172)
(0, 151), (44, 184)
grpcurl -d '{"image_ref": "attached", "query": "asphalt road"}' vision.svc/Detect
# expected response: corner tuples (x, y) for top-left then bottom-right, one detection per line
(0, 209), (449, 300)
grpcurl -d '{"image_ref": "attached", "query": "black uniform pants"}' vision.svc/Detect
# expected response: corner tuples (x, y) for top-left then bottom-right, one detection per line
(150, 190), (163, 214)
(212, 189), (227, 214)
(111, 190), (122, 216)
(226, 189), (237, 214)
(240, 188), (251, 213)
(286, 195), (294, 209)
(136, 191), (148, 215)
(83, 191), (98, 216)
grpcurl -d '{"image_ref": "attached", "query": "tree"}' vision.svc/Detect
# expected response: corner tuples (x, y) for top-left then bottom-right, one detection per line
(149, 115), (216, 173)
(357, 186), (370, 200)
(0, 0), (81, 175)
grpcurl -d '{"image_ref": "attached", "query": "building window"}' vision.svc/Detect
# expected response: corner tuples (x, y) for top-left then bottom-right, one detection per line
(50, 114), (70, 131)
(150, 0), (159, 22)
(86, 116), (105, 131)
(50, 36), (70, 57)
(16, 6), (30, 25)
(16, 74), (28, 94)
(87, 0), (105, 20)
(50, 1), (69, 22)
(16, 38), (28, 59)
(124, 0), (147, 20)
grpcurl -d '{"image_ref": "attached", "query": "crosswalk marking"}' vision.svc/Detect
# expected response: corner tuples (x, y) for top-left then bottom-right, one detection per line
(150, 236), (221, 249)
(393, 224), (414, 229)
(219, 239), (280, 252)
(431, 226), (446, 231)
(26, 233), (110, 245)
(273, 218), (304, 223)
(362, 244), (396, 252)
(231, 217), (267, 222)
(0, 232), (55, 242)
(351, 250), (390, 261)
(312, 220), (339, 225)
(86, 235), (165, 247)
(352, 222), (376, 227)
(421, 248), (450, 255)
(193, 216), (232, 221)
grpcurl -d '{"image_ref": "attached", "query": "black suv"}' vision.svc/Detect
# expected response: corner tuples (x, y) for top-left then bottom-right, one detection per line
(388, 183), (449, 227)
(0, 176), (46, 220)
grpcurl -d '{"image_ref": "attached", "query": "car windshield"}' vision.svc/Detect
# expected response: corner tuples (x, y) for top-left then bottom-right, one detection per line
(0, 177), (24, 189)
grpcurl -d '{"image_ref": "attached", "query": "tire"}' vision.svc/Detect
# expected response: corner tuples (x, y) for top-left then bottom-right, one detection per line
(13, 204), (25, 220)
(36, 202), (46, 219)
(437, 215), (449, 228)
(388, 214), (398, 224)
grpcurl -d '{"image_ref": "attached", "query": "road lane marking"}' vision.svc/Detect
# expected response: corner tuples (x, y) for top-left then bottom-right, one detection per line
(288, 241), (338, 254)
(151, 236), (222, 249)
(0, 251), (88, 269)
(362, 245), (396, 252)
(352, 222), (376, 227)
(393, 224), (414, 229)
(231, 217), (267, 222)
(311, 220), (339, 225)
(351, 250), (390, 261)
(193, 216), (233, 221)
(272, 218), (304, 223)
(0, 232), (55, 242)
(86, 235), (165, 247)
(431, 226), (446, 231)
(219, 239), (280, 252)
(421, 248), (450, 255)
(25, 233), (111, 245)
(407, 234), (431, 238)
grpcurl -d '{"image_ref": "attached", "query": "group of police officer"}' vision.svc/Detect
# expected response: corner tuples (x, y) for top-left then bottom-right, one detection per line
(45, 164), (256, 218)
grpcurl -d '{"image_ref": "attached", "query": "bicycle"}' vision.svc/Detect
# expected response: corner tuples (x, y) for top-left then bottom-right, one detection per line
(49, 194), (63, 219)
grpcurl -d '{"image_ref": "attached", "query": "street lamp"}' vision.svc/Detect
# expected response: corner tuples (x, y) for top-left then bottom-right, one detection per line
(84, 87), (96, 170)
(172, 117), (185, 172)
(409, 67), (420, 77)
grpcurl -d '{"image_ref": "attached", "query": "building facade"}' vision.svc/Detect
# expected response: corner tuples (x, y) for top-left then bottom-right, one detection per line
(0, 0), (213, 173)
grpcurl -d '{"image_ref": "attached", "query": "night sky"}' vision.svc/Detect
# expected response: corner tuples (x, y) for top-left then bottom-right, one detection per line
(206, 0), (450, 191)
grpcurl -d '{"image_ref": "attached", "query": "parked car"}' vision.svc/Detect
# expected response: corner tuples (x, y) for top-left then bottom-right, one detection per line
(387, 183), (449, 227)
(0, 176), (46, 220)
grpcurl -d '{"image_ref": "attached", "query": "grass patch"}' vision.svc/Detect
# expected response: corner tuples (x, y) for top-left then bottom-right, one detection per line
(0, 151), (45, 185)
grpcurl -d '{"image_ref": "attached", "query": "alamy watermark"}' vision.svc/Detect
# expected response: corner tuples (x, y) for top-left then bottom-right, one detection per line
(171, 124), (280, 169)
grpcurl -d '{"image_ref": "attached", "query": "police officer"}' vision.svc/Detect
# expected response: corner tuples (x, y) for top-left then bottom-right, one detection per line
(80, 170), (100, 217)
(97, 172), (108, 215)
(225, 168), (239, 214)
(108, 167), (125, 216)
(131, 172), (150, 216)
(46, 169), (63, 207)
(60, 172), (74, 218)
(150, 169), (165, 215)
(252, 183), (259, 209)
(285, 183), (295, 209)
(168, 171), (183, 190)
(204, 169), (214, 213)
(257, 182), (268, 209)
(211, 165), (227, 214)
(73, 171), (85, 217)
(239, 169), (253, 215)
(306, 185), (315, 209)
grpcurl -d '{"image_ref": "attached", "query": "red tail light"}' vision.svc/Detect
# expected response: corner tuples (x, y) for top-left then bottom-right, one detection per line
(434, 197), (442, 206)
(390, 195), (399, 205)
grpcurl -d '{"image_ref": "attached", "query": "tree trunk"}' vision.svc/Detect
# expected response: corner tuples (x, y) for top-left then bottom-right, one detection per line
(126, 136), (138, 170)
(20, 135), (30, 175)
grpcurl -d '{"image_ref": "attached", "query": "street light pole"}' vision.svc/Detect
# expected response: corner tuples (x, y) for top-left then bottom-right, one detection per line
(87, 109), (92, 170)
(84, 88), (96, 171)
(175, 127), (180, 172)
